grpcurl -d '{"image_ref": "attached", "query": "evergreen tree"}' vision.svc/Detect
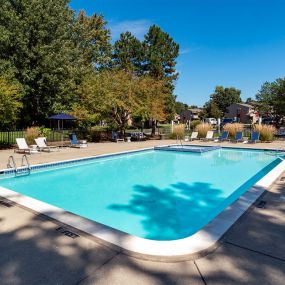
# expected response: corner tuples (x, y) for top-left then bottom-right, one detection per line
(113, 32), (143, 74)
(256, 78), (285, 125)
(143, 25), (179, 82)
(143, 25), (179, 122)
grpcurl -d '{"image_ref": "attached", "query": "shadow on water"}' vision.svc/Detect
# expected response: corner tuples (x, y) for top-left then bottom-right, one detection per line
(109, 182), (224, 240)
(109, 159), (281, 240)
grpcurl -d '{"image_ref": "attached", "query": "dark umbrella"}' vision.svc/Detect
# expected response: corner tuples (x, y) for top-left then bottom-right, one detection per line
(48, 113), (76, 146)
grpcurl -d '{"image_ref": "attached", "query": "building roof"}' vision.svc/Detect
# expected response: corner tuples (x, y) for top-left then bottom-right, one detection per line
(236, 103), (254, 108)
(49, 113), (76, 120)
(188, 108), (202, 113)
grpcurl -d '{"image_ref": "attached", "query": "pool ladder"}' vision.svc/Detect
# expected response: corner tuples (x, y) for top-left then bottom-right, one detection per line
(7, 155), (31, 176)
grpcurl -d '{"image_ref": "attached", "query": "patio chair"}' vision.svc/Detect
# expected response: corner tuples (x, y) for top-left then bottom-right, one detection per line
(189, 131), (198, 141)
(233, 131), (243, 143)
(130, 132), (146, 141)
(201, 131), (214, 141)
(215, 131), (229, 142)
(111, 131), (124, 143)
(249, 131), (260, 143)
(35, 137), (59, 152)
(15, 138), (38, 154)
(69, 134), (88, 148)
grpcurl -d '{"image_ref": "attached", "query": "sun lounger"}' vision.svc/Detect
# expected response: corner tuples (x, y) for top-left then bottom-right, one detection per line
(189, 131), (198, 141)
(215, 131), (229, 142)
(233, 131), (243, 142)
(249, 131), (260, 143)
(111, 131), (124, 143)
(35, 137), (59, 152)
(15, 138), (38, 154)
(201, 131), (214, 141)
(70, 134), (88, 148)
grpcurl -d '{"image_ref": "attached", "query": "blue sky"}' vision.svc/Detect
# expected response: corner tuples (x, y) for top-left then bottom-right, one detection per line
(70, 0), (285, 106)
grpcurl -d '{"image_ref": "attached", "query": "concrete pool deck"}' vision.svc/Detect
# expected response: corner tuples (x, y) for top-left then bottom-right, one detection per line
(0, 140), (285, 284)
(0, 139), (284, 169)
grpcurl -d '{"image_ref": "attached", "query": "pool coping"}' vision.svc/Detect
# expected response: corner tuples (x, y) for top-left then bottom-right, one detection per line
(0, 145), (285, 261)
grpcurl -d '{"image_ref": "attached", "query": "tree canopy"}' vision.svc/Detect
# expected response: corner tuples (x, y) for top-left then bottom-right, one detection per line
(204, 86), (242, 117)
(0, 1), (180, 131)
(113, 32), (143, 74)
(74, 70), (169, 134)
(256, 78), (285, 125)
(0, 75), (22, 129)
(0, 0), (111, 126)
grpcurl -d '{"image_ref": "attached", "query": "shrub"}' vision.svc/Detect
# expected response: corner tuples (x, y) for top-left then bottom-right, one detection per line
(25, 127), (40, 145)
(38, 126), (52, 138)
(190, 120), (201, 130)
(172, 124), (185, 140)
(223, 123), (244, 138)
(195, 123), (211, 138)
(254, 124), (276, 142)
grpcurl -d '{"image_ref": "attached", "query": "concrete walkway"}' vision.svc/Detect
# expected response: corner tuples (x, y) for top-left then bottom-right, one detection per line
(0, 141), (285, 284)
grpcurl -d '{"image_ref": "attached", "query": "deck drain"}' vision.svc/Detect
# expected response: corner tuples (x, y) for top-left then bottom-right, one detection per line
(0, 200), (13, 208)
(56, 227), (80, 239)
(256, 200), (267, 208)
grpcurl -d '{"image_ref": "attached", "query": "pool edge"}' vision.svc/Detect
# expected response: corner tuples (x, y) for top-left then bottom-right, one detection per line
(0, 147), (284, 261)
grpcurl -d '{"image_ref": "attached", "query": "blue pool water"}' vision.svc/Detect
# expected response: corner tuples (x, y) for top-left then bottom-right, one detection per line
(0, 148), (281, 240)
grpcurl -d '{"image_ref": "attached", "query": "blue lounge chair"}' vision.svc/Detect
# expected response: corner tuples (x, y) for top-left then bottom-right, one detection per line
(234, 131), (243, 142)
(111, 131), (124, 142)
(218, 131), (229, 141)
(69, 134), (88, 148)
(249, 131), (260, 143)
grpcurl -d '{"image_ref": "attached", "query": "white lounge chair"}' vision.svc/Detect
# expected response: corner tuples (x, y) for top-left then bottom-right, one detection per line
(190, 131), (198, 141)
(201, 131), (214, 141)
(35, 137), (59, 152)
(15, 138), (38, 154)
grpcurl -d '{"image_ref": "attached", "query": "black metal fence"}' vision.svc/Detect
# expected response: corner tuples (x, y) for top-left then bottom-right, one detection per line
(0, 130), (73, 145)
(0, 130), (25, 145)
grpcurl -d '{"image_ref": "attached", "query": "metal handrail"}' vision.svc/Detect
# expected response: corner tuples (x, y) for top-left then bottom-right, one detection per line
(7, 155), (17, 170)
(21, 154), (30, 169)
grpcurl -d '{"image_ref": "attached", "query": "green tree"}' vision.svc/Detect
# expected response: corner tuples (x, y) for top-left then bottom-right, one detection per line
(0, 1), (111, 125)
(143, 25), (179, 81)
(256, 78), (285, 125)
(0, 0), (78, 124)
(143, 25), (179, 120)
(210, 86), (241, 115)
(203, 101), (222, 119)
(75, 70), (140, 135)
(0, 76), (22, 129)
(75, 70), (169, 135)
(74, 10), (112, 69)
(113, 32), (143, 74)
(175, 101), (189, 114)
(136, 76), (169, 134)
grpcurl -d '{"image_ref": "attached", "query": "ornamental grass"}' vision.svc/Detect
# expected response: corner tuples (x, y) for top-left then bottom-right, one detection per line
(223, 123), (244, 138)
(195, 123), (212, 138)
(172, 124), (185, 140)
(254, 124), (276, 142)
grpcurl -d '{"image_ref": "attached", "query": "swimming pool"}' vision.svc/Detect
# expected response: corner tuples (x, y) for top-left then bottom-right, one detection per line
(0, 147), (282, 243)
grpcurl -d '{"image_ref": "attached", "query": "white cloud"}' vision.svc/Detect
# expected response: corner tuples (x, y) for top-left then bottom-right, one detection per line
(109, 19), (152, 41)
(180, 47), (201, 55)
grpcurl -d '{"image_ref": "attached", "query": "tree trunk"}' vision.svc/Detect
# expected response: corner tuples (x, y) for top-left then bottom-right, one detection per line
(151, 119), (156, 136)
